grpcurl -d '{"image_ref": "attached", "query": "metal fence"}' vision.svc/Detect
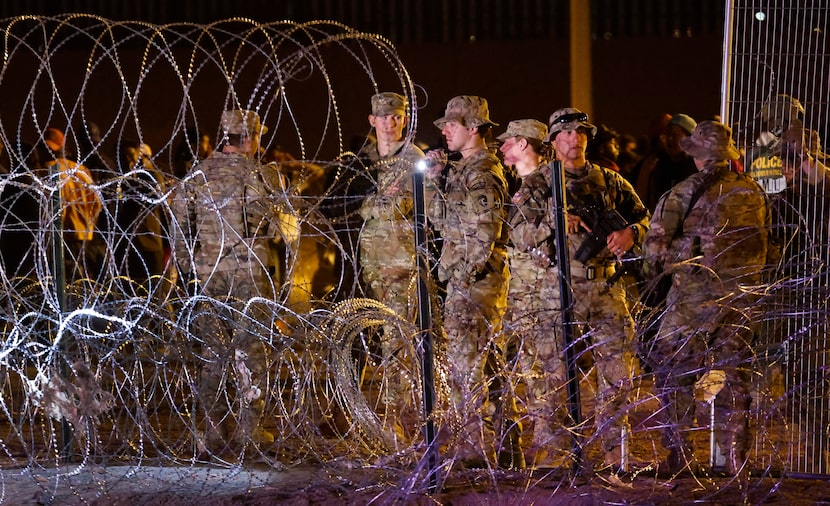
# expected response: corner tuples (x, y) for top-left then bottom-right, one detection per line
(723, 0), (830, 476)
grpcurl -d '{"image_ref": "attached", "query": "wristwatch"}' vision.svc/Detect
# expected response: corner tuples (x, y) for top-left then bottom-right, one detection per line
(629, 224), (640, 244)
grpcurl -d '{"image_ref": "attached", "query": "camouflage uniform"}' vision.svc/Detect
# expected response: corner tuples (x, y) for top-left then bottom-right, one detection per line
(170, 110), (286, 449)
(357, 136), (423, 441)
(428, 146), (510, 461)
(564, 161), (649, 459)
(643, 121), (772, 474)
(503, 162), (572, 461)
(358, 139), (424, 319)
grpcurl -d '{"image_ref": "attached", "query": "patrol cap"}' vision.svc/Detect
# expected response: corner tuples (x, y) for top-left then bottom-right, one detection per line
(669, 113), (697, 135)
(434, 95), (498, 129)
(371, 92), (406, 116)
(760, 94), (804, 128)
(220, 109), (268, 136)
(679, 120), (740, 160)
(544, 107), (597, 141)
(496, 119), (548, 142)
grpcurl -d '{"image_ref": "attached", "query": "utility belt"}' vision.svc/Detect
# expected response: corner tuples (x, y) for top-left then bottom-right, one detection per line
(570, 263), (616, 281)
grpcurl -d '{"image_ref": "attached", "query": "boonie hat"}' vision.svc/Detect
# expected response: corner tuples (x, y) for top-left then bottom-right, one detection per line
(496, 119), (548, 142)
(434, 95), (498, 129)
(221, 109), (268, 136)
(679, 120), (741, 160)
(544, 107), (597, 141)
(371, 92), (407, 116)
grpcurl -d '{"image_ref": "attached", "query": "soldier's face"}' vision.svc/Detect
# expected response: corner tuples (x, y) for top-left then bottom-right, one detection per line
(499, 136), (523, 167)
(369, 113), (407, 144)
(552, 128), (587, 162)
(441, 120), (473, 152)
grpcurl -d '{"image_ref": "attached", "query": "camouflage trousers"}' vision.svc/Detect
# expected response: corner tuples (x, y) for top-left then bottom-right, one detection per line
(360, 216), (417, 320)
(190, 269), (275, 449)
(441, 266), (508, 462)
(571, 274), (639, 456)
(503, 258), (571, 462)
(648, 293), (754, 460)
(360, 236), (418, 443)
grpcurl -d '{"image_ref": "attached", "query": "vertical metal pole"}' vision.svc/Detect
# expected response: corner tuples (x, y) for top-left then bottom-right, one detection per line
(716, 0), (735, 468)
(549, 160), (582, 470)
(413, 162), (437, 492)
(720, 0), (736, 124)
(49, 164), (73, 461)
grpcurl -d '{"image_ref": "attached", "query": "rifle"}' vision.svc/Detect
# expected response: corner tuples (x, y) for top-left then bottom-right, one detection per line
(569, 203), (630, 264)
(570, 203), (652, 294)
(603, 251), (644, 290)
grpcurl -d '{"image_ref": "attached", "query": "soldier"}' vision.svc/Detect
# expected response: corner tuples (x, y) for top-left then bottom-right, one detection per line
(423, 95), (510, 467)
(497, 119), (571, 468)
(546, 107), (650, 472)
(357, 92), (424, 446)
(358, 92), (424, 319)
(170, 109), (289, 455)
(642, 120), (773, 476)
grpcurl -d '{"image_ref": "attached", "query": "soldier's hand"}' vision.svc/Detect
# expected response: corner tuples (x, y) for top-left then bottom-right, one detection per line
(422, 149), (447, 179)
(607, 227), (635, 258)
(566, 213), (590, 234)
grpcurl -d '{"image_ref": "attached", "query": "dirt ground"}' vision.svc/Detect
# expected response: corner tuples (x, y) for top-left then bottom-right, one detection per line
(4, 463), (830, 505)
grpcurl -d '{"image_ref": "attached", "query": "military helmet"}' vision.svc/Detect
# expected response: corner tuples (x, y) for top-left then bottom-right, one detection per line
(760, 94), (804, 130)
(544, 107), (597, 141)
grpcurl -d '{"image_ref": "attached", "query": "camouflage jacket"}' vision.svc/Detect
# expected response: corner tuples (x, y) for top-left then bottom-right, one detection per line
(566, 162), (650, 266)
(358, 139), (424, 222)
(507, 163), (555, 265)
(169, 151), (292, 276)
(429, 148), (509, 282)
(643, 160), (772, 291)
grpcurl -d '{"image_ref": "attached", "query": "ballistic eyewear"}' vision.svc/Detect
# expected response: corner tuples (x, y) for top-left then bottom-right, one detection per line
(551, 112), (589, 126)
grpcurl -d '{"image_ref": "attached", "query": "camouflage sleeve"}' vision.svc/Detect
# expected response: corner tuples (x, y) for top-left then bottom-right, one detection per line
(608, 169), (651, 241)
(456, 168), (506, 274)
(642, 185), (689, 278)
(510, 176), (554, 253)
(425, 174), (445, 233)
(257, 163), (300, 245)
(360, 148), (420, 221)
(167, 184), (194, 275)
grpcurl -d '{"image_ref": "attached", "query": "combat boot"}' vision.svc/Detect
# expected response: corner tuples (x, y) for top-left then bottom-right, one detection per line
(712, 432), (745, 476)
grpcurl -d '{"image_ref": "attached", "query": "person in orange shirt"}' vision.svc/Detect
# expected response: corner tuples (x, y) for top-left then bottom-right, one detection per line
(40, 127), (103, 280)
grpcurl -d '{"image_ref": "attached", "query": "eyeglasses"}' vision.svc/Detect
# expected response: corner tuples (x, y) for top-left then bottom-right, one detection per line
(551, 112), (588, 126)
